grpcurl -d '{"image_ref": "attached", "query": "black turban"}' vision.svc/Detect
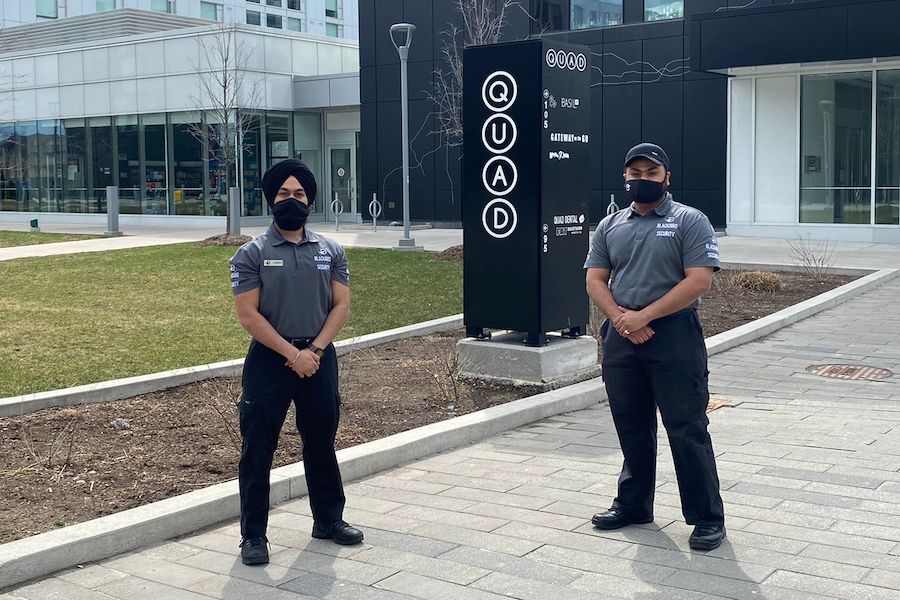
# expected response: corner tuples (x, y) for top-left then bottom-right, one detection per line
(261, 159), (317, 207)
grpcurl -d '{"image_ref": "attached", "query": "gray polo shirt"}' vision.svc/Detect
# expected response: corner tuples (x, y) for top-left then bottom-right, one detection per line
(230, 224), (350, 339)
(584, 194), (720, 310)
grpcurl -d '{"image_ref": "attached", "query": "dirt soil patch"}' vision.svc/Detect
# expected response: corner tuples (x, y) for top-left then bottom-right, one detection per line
(0, 269), (856, 543)
(198, 234), (253, 247)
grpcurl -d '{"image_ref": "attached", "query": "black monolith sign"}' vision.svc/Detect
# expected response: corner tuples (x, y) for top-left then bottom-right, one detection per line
(463, 39), (591, 346)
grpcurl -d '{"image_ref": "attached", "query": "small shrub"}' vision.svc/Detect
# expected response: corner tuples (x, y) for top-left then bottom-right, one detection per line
(733, 271), (781, 293)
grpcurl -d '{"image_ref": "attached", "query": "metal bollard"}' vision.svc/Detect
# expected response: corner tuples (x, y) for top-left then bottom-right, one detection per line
(105, 185), (122, 237)
(228, 187), (241, 235)
(369, 193), (383, 232)
(330, 193), (344, 232)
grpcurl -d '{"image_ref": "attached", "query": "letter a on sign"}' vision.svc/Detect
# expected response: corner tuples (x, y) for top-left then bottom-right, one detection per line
(491, 165), (509, 188)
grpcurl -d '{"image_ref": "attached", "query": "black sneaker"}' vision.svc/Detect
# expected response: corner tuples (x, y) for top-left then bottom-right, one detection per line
(311, 520), (364, 545)
(689, 524), (726, 551)
(240, 536), (269, 565)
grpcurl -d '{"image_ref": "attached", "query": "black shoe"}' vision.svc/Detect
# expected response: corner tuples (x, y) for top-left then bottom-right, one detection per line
(591, 508), (654, 530)
(240, 536), (269, 565)
(689, 524), (726, 551)
(312, 520), (364, 545)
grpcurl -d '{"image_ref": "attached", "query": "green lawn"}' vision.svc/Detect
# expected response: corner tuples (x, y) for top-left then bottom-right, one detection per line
(0, 244), (462, 397)
(0, 230), (102, 248)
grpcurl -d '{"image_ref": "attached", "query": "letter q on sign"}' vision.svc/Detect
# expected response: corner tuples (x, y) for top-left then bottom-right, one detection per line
(481, 71), (518, 112)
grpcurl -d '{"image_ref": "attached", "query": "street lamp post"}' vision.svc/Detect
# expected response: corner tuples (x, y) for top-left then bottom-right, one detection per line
(390, 22), (421, 250)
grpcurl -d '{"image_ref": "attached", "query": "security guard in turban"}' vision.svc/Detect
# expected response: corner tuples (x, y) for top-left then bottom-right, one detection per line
(230, 159), (363, 566)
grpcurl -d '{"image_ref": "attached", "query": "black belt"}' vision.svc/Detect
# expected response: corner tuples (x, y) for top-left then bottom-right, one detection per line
(288, 338), (315, 348)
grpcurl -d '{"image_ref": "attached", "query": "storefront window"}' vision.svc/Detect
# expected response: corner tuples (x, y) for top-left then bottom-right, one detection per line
(63, 119), (91, 213)
(17, 122), (39, 212)
(645, 0), (683, 21)
(143, 114), (168, 215)
(876, 70), (900, 225)
(90, 117), (113, 212)
(572, 0), (621, 29)
(800, 73), (872, 224)
(242, 114), (263, 217)
(0, 124), (21, 211)
(36, 120), (63, 212)
(172, 112), (206, 216)
(116, 115), (141, 214)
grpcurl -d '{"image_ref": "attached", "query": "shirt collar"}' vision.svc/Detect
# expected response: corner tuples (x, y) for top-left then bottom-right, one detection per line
(628, 193), (673, 218)
(267, 223), (320, 246)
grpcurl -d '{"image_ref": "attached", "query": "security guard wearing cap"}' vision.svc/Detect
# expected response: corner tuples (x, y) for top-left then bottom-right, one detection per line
(230, 159), (363, 566)
(584, 143), (726, 551)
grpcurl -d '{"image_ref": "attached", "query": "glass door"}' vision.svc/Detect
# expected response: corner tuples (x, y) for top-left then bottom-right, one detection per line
(327, 144), (354, 220)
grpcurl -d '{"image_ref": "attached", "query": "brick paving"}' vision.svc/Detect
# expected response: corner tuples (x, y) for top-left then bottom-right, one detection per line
(4, 279), (900, 599)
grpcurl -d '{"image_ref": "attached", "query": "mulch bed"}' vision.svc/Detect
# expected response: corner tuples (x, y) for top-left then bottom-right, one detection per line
(0, 268), (855, 543)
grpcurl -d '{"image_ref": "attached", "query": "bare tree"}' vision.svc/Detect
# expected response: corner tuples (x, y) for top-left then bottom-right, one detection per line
(430, 0), (522, 147)
(190, 21), (264, 232)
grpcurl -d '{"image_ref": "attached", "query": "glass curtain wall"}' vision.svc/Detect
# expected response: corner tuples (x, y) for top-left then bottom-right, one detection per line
(531, 1), (568, 33)
(800, 73), (873, 224)
(0, 111), (335, 218)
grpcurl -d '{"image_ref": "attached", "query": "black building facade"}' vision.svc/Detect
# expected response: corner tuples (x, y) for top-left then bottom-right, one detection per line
(360, 0), (900, 241)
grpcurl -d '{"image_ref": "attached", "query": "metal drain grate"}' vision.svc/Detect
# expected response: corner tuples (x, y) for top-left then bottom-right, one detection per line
(807, 364), (893, 381)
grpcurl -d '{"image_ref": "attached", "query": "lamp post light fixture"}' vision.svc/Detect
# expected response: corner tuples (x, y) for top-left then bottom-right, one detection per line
(390, 22), (422, 250)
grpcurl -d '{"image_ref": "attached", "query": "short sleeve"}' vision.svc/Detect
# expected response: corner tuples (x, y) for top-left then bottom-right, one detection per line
(230, 243), (261, 295)
(584, 221), (612, 270)
(681, 212), (720, 271)
(331, 243), (350, 287)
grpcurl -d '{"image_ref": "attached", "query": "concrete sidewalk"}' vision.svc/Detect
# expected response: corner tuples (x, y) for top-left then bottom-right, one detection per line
(2, 218), (900, 268)
(5, 278), (900, 599)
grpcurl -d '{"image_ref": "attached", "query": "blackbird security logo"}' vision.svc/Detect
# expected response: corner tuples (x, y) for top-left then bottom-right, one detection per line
(480, 70), (519, 239)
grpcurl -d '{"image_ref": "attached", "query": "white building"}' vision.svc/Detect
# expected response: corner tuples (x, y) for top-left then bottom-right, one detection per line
(0, 8), (363, 226)
(0, 1), (359, 40)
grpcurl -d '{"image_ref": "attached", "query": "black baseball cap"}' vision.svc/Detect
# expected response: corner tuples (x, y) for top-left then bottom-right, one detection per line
(624, 143), (670, 171)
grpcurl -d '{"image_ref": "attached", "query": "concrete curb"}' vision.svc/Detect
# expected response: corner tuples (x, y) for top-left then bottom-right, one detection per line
(704, 268), (898, 356)
(0, 314), (465, 419)
(0, 378), (604, 590)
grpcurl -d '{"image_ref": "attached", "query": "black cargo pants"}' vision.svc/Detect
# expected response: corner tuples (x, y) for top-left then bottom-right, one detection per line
(601, 309), (725, 526)
(238, 340), (345, 539)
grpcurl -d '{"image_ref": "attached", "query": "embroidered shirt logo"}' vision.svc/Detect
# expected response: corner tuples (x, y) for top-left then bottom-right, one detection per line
(263, 259), (284, 267)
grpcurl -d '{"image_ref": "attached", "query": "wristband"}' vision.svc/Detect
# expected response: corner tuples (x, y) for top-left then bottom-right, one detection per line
(287, 349), (302, 367)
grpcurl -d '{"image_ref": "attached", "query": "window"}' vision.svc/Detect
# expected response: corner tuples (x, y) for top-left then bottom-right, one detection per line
(325, 0), (339, 18)
(246, 10), (261, 25)
(142, 114), (168, 215)
(644, 0), (683, 21)
(96, 0), (116, 11)
(287, 0), (303, 10)
(267, 13), (283, 28)
(326, 23), (341, 37)
(266, 0), (282, 6)
(287, 17), (303, 32)
(36, 0), (58, 18)
(571, 0), (621, 29)
(800, 73), (872, 224)
(530, 1), (567, 33)
(200, 2), (222, 20)
(876, 70), (900, 225)
(150, 0), (174, 13)
(116, 115), (141, 213)
(246, 0), (259, 3)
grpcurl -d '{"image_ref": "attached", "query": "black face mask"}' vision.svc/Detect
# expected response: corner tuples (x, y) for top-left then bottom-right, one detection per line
(625, 179), (667, 204)
(272, 199), (310, 231)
